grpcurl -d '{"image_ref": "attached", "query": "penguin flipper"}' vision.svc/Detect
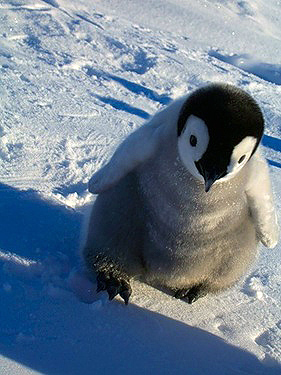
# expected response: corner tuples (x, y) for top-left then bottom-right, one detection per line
(246, 150), (279, 248)
(88, 122), (163, 194)
(88, 96), (185, 194)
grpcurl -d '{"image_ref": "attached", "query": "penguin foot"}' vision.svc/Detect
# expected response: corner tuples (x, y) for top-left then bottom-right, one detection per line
(96, 271), (132, 305)
(174, 284), (207, 304)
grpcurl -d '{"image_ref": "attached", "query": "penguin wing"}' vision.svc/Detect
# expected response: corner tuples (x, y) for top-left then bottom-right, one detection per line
(245, 149), (279, 248)
(88, 122), (163, 194)
(88, 96), (186, 194)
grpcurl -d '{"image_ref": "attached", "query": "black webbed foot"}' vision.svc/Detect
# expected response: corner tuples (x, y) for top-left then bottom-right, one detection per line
(174, 284), (207, 304)
(96, 271), (132, 305)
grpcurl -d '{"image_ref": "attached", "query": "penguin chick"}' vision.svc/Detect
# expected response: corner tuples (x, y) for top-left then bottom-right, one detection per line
(83, 83), (279, 305)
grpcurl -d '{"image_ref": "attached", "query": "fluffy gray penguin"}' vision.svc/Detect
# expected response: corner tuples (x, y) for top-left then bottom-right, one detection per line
(83, 83), (279, 305)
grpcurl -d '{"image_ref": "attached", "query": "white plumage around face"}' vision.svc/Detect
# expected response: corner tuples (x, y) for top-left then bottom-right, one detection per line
(176, 83), (266, 192)
(177, 115), (209, 181)
(177, 115), (258, 188)
(226, 136), (257, 177)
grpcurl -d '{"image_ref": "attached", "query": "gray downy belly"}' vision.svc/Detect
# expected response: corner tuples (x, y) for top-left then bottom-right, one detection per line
(139, 164), (257, 289)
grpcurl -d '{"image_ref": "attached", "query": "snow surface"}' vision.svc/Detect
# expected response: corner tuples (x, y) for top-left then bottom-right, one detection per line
(1, 0), (281, 374)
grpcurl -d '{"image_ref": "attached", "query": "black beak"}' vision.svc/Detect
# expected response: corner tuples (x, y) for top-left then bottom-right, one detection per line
(204, 175), (217, 193)
(195, 161), (225, 192)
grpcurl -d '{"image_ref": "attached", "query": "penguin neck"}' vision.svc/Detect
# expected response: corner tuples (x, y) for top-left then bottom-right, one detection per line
(137, 124), (248, 208)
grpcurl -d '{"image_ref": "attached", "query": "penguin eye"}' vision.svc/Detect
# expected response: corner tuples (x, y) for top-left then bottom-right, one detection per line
(190, 135), (197, 147)
(238, 155), (246, 164)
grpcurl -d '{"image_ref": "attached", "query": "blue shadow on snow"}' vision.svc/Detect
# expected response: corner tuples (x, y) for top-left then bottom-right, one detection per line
(262, 134), (281, 153)
(93, 94), (150, 119)
(106, 74), (171, 105)
(262, 134), (281, 169)
(267, 159), (281, 169)
(1, 295), (281, 375)
(0, 183), (82, 263)
(86, 67), (171, 106)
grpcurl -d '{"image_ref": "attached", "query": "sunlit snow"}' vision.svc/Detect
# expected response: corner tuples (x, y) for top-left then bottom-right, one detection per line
(0, 0), (281, 374)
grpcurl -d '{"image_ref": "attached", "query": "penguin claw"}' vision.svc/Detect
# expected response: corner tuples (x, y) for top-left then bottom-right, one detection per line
(119, 287), (131, 305)
(96, 271), (131, 304)
(174, 288), (190, 299)
(186, 289), (202, 304)
(107, 286), (119, 300)
(174, 284), (207, 304)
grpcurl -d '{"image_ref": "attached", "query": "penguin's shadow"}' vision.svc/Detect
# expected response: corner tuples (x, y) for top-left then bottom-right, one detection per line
(1, 292), (281, 375)
(0, 183), (82, 263)
(0, 183), (280, 375)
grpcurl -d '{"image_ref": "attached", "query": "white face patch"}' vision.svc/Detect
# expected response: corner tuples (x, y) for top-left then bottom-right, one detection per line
(177, 115), (209, 180)
(221, 136), (257, 181)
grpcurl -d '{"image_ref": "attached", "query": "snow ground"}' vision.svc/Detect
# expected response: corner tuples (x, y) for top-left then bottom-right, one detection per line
(0, 0), (281, 373)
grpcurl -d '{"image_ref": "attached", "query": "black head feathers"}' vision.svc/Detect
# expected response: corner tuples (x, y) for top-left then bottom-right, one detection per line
(177, 84), (264, 155)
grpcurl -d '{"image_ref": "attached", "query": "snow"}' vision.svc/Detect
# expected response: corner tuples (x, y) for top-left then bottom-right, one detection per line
(0, 0), (281, 373)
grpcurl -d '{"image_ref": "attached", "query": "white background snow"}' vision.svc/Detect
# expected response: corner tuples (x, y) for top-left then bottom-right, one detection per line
(0, 0), (281, 374)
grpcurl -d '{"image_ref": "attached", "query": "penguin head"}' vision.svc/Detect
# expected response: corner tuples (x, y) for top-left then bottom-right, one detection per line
(177, 84), (264, 192)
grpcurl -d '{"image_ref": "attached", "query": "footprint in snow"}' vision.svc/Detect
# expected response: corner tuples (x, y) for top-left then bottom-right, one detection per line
(254, 321), (281, 363)
(105, 36), (157, 75)
(241, 274), (265, 300)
